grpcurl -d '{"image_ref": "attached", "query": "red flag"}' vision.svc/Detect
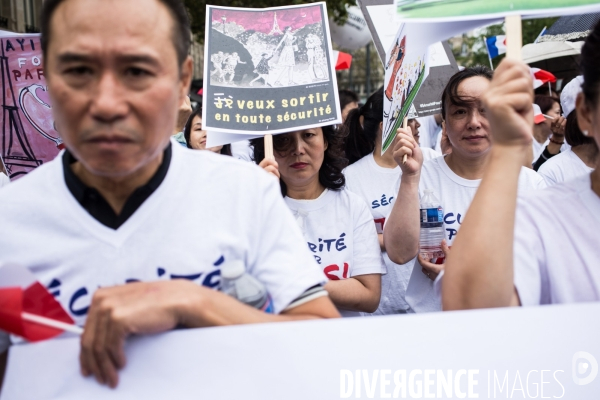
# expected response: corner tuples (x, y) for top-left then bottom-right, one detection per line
(0, 264), (80, 341)
(530, 67), (556, 89)
(333, 50), (352, 71)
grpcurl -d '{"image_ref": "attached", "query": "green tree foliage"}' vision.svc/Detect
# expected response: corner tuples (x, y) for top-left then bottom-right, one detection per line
(453, 17), (559, 68)
(183, 0), (356, 43)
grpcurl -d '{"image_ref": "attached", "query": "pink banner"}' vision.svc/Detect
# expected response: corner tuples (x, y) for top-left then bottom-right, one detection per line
(0, 34), (61, 180)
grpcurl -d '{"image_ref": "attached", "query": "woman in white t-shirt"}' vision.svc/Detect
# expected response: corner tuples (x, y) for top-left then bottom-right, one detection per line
(443, 21), (600, 309)
(384, 66), (545, 312)
(538, 77), (597, 186)
(342, 88), (439, 315)
(251, 125), (386, 317)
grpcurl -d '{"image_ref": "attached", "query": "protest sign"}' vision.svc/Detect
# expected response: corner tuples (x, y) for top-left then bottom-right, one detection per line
(395, 0), (600, 22)
(3, 302), (600, 399)
(381, 23), (429, 154)
(410, 41), (459, 118)
(202, 3), (342, 136)
(0, 33), (60, 180)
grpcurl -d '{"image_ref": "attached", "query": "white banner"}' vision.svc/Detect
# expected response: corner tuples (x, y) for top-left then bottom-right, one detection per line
(2, 302), (600, 399)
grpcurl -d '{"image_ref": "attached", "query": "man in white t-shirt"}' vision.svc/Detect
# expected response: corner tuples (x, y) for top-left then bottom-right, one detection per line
(0, 172), (9, 188)
(0, 0), (338, 389)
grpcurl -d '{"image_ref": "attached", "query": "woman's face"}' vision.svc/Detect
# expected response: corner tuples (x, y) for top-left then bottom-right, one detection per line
(543, 101), (561, 132)
(407, 118), (421, 144)
(577, 92), (600, 157)
(443, 76), (491, 158)
(189, 116), (223, 153)
(273, 128), (327, 189)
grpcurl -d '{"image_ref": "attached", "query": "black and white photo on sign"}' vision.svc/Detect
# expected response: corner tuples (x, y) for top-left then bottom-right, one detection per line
(207, 6), (330, 89)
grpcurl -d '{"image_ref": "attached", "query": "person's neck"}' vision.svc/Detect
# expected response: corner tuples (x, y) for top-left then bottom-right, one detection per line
(591, 168), (600, 198)
(572, 144), (599, 168)
(373, 133), (398, 168)
(444, 150), (488, 180)
(532, 126), (549, 144)
(71, 152), (164, 215)
(286, 178), (326, 200)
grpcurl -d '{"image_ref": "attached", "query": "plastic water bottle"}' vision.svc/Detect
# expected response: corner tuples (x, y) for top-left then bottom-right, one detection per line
(220, 261), (274, 313)
(419, 189), (445, 264)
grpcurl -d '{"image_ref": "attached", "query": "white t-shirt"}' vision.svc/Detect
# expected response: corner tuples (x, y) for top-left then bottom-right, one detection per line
(284, 188), (386, 317)
(421, 147), (441, 162)
(344, 153), (411, 314)
(532, 138), (570, 164)
(537, 148), (594, 186)
(230, 139), (254, 162)
(392, 156), (546, 313)
(0, 172), (9, 188)
(514, 174), (600, 305)
(416, 115), (441, 151)
(0, 141), (325, 352)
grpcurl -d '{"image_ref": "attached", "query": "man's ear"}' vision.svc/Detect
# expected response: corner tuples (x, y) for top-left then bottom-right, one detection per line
(179, 56), (194, 102)
(576, 92), (593, 136)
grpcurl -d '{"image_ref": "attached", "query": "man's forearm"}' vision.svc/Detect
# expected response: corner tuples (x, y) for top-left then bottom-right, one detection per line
(384, 175), (420, 264)
(177, 281), (340, 327)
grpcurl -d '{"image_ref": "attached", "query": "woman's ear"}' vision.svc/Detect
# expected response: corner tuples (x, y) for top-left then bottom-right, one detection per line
(379, 121), (383, 133)
(576, 92), (593, 136)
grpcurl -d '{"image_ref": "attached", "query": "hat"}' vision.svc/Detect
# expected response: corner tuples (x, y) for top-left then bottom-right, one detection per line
(560, 75), (583, 118)
(533, 103), (548, 124)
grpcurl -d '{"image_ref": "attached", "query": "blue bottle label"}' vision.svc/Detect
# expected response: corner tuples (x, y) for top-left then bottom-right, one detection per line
(261, 294), (275, 314)
(420, 207), (443, 223)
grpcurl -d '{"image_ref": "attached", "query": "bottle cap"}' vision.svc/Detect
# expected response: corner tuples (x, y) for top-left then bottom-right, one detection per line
(220, 261), (245, 279)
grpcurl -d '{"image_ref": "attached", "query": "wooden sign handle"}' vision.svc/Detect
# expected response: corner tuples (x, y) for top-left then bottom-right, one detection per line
(402, 117), (408, 164)
(505, 15), (522, 61)
(264, 134), (274, 161)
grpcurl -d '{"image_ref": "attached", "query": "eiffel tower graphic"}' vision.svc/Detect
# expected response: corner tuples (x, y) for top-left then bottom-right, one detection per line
(268, 12), (283, 36)
(1, 38), (42, 179)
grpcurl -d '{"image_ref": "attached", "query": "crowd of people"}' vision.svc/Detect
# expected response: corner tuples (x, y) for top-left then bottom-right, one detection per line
(0, 0), (599, 390)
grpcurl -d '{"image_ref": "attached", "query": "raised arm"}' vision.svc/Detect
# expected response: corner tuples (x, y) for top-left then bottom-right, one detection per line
(442, 59), (532, 310)
(383, 128), (423, 264)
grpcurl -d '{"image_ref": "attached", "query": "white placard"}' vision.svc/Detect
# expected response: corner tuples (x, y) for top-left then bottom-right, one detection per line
(3, 302), (600, 399)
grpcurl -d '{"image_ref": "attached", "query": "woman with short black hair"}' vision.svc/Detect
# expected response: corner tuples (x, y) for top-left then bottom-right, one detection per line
(251, 126), (385, 317)
(384, 66), (545, 313)
(444, 20), (600, 309)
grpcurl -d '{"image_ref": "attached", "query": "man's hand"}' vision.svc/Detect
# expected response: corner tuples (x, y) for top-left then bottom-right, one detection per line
(481, 59), (534, 150)
(79, 279), (339, 388)
(80, 280), (197, 388)
(418, 240), (450, 281)
(175, 96), (193, 134)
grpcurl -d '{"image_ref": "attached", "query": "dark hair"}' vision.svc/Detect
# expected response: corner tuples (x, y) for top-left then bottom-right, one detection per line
(534, 94), (560, 115)
(250, 126), (347, 196)
(565, 112), (598, 151)
(441, 66), (492, 120)
(41, 0), (191, 66)
(581, 20), (600, 107)
(183, 107), (231, 156)
(339, 89), (359, 112)
(342, 87), (384, 165)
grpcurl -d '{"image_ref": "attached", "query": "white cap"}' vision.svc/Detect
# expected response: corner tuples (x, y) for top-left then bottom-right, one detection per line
(533, 104), (547, 124)
(561, 75), (584, 118)
(220, 261), (245, 280)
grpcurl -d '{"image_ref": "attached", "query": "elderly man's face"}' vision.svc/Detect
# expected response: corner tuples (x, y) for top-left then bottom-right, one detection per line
(45, 0), (192, 178)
